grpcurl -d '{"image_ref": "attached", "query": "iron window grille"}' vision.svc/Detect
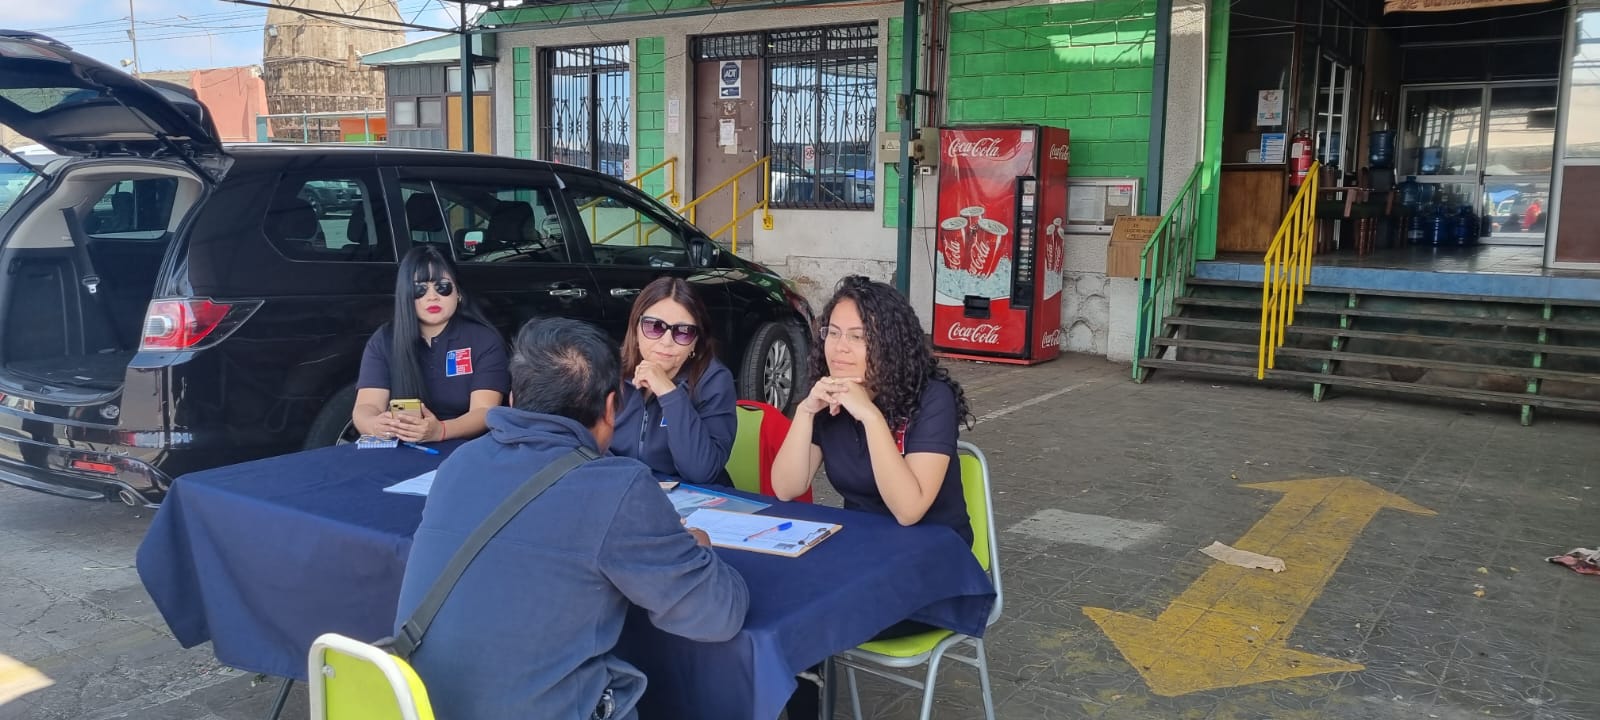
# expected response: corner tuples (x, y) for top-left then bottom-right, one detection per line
(542, 43), (632, 179)
(696, 25), (878, 210)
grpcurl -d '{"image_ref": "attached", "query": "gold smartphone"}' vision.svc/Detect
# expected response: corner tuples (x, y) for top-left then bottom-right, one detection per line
(389, 398), (422, 417)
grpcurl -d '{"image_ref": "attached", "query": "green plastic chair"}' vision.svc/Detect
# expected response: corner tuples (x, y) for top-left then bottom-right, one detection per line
(830, 441), (1002, 720)
(308, 633), (435, 720)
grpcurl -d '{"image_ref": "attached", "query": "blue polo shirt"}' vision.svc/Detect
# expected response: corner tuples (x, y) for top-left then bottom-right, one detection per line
(812, 378), (971, 546)
(356, 318), (510, 420)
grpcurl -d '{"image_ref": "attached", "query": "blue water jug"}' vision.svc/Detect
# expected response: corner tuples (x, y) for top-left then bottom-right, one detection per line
(1454, 206), (1473, 246)
(1400, 176), (1420, 211)
(1430, 206), (1451, 246)
(1370, 130), (1396, 169)
(1407, 212), (1426, 244)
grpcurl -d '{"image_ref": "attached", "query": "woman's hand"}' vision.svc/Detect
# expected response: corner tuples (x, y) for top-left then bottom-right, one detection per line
(827, 378), (880, 422)
(798, 377), (841, 416)
(633, 361), (677, 397)
(390, 405), (444, 443)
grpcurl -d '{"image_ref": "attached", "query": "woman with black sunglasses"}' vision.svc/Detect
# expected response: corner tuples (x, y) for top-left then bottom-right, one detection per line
(350, 245), (510, 444)
(610, 276), (737, 485)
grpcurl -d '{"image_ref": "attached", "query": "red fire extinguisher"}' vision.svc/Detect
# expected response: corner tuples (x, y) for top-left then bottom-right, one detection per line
(1288, 130), (1313, 187)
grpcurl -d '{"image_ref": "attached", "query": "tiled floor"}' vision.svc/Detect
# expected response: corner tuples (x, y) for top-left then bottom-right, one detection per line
(837, 356), (1600, 720)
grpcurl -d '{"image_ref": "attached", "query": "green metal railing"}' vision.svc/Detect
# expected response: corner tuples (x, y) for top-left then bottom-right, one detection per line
(1133, 164), (1206, 381)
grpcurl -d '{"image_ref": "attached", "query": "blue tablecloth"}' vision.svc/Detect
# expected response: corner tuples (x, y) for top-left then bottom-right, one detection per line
(137, 442), (995, 720)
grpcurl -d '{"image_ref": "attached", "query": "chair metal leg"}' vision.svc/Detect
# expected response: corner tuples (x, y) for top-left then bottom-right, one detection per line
(847, 666), (863, 720)
(265, 678), (293, 720)
(916, 650), (948, 720)
(820, 657), (836, 720)
(974, 640), (996, 720)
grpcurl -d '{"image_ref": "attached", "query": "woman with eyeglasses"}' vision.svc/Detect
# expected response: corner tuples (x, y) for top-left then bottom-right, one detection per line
(772, 274), (973, 539)
(350, 245), (510, 444)
(610, 276), (738, 485)
(770, 275), (973, 720)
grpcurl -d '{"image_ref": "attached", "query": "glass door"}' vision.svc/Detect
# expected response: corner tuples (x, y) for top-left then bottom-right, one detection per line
(1401, 85), (1486, 222)
(1402, 82), (1559, 246)
(1549, 5), (1600, 267)
(1483, 84), (1558, 245)
(1317, 58), (1356, 175)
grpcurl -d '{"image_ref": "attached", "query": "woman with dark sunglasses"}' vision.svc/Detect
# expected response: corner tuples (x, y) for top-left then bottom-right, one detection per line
(350, 245), (510, 443)
(610, 276), (738, 485)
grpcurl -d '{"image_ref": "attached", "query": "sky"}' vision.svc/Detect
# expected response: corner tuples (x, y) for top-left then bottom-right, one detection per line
(8, 0), (473, 73)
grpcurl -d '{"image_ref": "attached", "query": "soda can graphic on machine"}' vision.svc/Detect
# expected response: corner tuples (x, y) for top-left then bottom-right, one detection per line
(933, 125), (1071, 364)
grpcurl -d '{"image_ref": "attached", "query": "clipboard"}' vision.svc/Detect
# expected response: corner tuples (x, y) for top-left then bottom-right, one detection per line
(684, 508), (839, 558)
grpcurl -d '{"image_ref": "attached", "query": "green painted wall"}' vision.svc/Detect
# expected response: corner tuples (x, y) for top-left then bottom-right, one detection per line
(513, 47), (533, 159)
(485, 0), (711, 26)
(1196, 0), (1228, 261)
(636, 37), (667, 197)
(886, 0), (1158, 228)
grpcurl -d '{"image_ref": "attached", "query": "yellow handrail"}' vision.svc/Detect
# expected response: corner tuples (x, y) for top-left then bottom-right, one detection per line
(1258, 162), (1321, 378)
(628, 157), (681, 208)
(678, 155), (774, 254)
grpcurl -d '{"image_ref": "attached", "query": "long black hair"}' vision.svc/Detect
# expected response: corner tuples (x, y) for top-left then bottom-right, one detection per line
(387, 245), (492, 406)
(808, 275), (972, 430)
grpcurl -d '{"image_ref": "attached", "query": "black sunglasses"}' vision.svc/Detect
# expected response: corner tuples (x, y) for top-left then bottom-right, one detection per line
(639, 316), (699, 346)
(412, 279), (455, 299)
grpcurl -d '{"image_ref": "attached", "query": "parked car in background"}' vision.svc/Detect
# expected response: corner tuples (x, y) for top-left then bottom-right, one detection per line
(0, 29), (813, 505)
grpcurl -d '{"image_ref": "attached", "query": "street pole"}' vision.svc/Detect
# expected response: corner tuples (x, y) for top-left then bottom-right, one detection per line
(127, 0), (141, 75)
(894, 0), (918, 295)
(460, 3), (474, 153)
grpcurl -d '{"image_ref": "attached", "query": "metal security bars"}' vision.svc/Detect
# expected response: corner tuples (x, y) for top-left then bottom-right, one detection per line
(543, 44), (631, 179)
(696, 25), (878, 210)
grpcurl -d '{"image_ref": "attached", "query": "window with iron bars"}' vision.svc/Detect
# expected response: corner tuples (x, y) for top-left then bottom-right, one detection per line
(542, 43), (631, 179)
(696, 25), (878, 210)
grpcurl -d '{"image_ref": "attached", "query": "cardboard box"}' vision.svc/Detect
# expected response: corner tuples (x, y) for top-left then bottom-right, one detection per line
(1105, 215), (1162, 278)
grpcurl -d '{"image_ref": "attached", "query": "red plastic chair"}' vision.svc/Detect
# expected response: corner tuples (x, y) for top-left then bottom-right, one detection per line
(726, 400), (812, 503)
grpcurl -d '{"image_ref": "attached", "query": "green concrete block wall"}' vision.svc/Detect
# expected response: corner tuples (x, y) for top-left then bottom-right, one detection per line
(887, 0), (1157, 227)
(636, 37), (667, 197)
(513, 47), (533, 159)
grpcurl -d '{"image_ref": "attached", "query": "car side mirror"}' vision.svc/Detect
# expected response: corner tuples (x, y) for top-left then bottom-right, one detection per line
(461, 229), (484, 251)
(688, 236), (717, 267)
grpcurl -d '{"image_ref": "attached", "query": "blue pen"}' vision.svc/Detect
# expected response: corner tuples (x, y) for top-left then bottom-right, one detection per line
(744, 521), (793, 542)
(401, 441), (440, 455)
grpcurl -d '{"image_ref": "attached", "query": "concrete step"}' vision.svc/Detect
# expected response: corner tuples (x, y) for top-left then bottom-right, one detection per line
(1187, 275), (1600, 309)
(1163, 316), (1600, 359)
(1152, 336), (1600, 385)
(1138, 357), (1600, 413)
(1174, 296), (1600, 333)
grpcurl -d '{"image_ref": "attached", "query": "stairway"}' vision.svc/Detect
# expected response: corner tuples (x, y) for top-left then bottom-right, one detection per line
(1138, 277), (1600, 424)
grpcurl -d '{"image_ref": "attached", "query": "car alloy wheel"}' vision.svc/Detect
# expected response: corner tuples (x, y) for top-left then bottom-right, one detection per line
(762, 338), (793, 408)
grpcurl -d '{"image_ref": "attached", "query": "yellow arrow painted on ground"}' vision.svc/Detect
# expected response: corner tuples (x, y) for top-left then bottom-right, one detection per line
(1083, 477), (1436, 697)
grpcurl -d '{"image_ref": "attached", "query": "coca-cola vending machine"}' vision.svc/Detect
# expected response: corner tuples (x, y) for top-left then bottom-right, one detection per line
(933, 125), (1070, 364)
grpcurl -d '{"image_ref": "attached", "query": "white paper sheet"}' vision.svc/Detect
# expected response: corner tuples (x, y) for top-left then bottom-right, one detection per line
(683, 508), (834, 554)
(383, 470), (436, 497)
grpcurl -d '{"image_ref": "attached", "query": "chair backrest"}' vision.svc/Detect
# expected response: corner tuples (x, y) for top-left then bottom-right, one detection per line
(308, 633), (435, 720)
(726, 400), (811, 503)
(957, 441), (1002, 627)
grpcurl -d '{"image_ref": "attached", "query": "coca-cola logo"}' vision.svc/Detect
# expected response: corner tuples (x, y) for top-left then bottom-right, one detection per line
(1042, 328), (1066, 348)
(947, 137), (1003, 159)
(1048, 144), (1070, 161)
(947, 322), (1002, 345)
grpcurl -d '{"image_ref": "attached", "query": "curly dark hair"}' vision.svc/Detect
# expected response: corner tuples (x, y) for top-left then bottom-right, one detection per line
(809, 275), (972, 430)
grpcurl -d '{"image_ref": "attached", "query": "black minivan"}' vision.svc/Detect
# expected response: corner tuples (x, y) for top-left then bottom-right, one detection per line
(0, 30), (812, 505)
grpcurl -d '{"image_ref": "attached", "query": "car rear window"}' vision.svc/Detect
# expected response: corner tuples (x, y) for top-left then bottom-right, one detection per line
(0, 87), (94, 114)
(85, 178), (178, 240)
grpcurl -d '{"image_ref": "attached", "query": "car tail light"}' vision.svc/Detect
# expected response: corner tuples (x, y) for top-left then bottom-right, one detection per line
(71, 459), (118, 475)
(141, 298), (258, 351)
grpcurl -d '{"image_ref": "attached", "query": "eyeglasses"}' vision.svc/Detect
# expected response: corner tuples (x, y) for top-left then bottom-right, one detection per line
(412, 279), (455, 299)
(639, 316), (699, 346)
(821, 324), (867, 347)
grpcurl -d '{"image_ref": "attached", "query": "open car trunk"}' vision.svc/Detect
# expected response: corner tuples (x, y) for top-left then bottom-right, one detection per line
(0, 162), (203, 401)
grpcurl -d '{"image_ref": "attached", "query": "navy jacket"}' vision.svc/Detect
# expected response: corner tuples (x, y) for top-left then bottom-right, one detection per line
(610, 359), (738, 486)
(395, 408), (749, 720)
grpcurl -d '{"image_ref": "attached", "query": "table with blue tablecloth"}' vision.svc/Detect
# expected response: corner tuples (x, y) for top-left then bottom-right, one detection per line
(136, 442), (995, 720)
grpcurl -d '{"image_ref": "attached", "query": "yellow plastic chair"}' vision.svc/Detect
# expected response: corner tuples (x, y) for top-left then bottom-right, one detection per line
(830, 441), (1002, 720)
(308, 633), (436, 720)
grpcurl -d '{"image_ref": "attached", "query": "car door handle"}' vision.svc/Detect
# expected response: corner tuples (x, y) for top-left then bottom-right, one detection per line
(611, 288), (640, 298)
(548, 287), (588, 299)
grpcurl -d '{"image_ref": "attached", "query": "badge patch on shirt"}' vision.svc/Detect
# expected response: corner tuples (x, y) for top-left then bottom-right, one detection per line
(445, 348), (473, 377)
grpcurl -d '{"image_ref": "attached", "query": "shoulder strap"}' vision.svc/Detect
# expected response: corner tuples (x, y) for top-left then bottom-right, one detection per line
(391, 445), (601, 659)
